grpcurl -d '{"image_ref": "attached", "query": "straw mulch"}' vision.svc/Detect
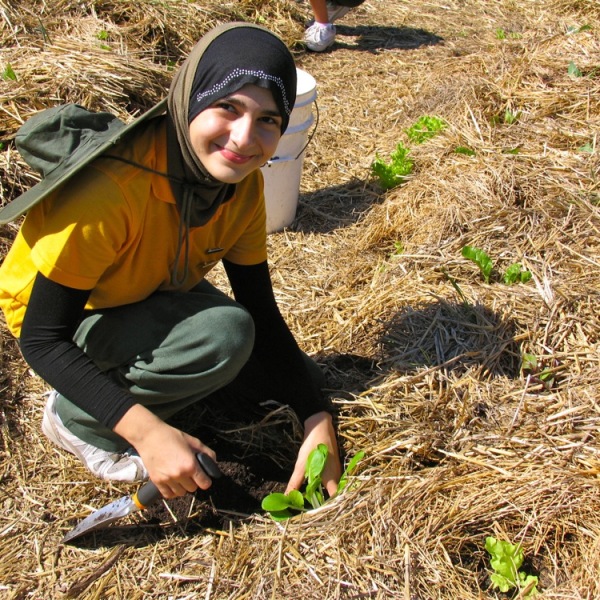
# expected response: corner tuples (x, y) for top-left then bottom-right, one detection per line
(1, 0), (599, 598)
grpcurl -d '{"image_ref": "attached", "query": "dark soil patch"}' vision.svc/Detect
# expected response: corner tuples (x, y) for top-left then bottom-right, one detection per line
(143, 440), (291, 532)
(142, 400), (295, 537)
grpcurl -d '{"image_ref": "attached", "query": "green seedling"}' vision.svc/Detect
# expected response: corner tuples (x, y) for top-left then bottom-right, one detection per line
(442, 268), (470, 307)
(2, 63), (17, 81)
(503, 263), (532, 284)
(578, 142), (594, 153)
(568, 61), (583, 78)
(490, 108), (521, 126)
(390, 240), (404, 258)
(261, 445), (365, 521)
(461, 246), (531, 285)
(455, 146), (476, 156)
(405, 115), (446, 144)
(96, 31), (111, 51)
(485, 536), (539, 597)
(566, 24), (592, 34)
(495, 28), (522, 40)
(522, 353), (556, 389)
(504, 108), (521, 125)
(371, 143), (413, 190)
(462, 246), (493, 283)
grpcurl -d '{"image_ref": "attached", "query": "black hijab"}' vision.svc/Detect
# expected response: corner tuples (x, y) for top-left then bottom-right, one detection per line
(166, 23), (297, 230)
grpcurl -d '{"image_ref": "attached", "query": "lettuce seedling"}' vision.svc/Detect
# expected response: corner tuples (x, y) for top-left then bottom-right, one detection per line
(568, 61), (583, 78)
(462, 245), (493, 283)
(521, 352), (556, 389)
(2, 63), (17, 81)
(405, 115), (446, 144)
(455, 146), (476, 156)
(461, 246), (531, 285)
(261, 445), (365, 522)
(503, 262), (532, 284)
(371, 143), (413, 190)
(485, 536), (539, 597)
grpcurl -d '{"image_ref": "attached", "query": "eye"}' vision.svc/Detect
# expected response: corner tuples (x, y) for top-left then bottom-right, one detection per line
(214, 101), (237, 114)
(260, 114), (282, 128)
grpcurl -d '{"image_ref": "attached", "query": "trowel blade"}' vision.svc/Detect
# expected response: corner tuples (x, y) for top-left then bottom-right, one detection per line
(62, 494), (140, 543)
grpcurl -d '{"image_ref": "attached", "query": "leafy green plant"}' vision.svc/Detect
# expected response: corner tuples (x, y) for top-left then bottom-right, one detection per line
(261, 445), (365, 521)
(2, 63), (17, 81)
(491, 108), (521, 126)
(405, 115), (446, 144)
(496, 28), (522, 40)
(455, 146), (476, 156)
(504, 108), (521, 125)
(522, 353), (556, 389)
(461, 246), (531, 285)
(485, 536), (539, 597)
(503, 263), (532, 284)
(566, 24), (592, 34)
(336, 451), (365, 493)
(461, 246), (493, 283)
(390, 240), (404, 258)
(568, 61), (583, 78)
(371, 143), (413, 190)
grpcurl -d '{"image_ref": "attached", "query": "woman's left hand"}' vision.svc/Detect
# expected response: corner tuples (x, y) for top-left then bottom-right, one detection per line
(285, 411), (342, 498)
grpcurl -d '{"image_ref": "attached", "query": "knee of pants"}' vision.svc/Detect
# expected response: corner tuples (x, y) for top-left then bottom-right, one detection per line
(211, 304), (255, 377)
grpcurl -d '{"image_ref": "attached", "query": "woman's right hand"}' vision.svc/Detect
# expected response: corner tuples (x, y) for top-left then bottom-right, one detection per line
(113, 403), (216, 499)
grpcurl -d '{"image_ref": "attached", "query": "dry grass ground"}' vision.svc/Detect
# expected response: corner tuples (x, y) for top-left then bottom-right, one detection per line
(1, 0), (599, 598)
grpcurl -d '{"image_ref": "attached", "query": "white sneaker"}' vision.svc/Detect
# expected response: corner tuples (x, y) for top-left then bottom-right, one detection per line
(326, 1), (352, 23)
(304, 22), (336, 52)
(42, 391), (148, 482)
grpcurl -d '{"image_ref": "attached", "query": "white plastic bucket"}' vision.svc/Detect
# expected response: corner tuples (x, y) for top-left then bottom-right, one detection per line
(261, 68), (317, 233)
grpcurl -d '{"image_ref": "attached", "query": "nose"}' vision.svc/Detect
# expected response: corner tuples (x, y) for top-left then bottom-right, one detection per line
(230, 115), (256, 149)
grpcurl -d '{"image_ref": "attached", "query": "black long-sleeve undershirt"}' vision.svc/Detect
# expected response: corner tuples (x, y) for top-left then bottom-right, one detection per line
(19, 263), (327, 430)
(223, 259), (328, 421)
(20, 272), (137, 429)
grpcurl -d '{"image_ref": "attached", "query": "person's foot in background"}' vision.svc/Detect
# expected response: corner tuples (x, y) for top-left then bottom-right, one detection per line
(304, 1), (353, 52)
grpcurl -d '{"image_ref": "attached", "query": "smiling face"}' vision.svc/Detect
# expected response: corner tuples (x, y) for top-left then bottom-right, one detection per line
(188, 83), (283, 184)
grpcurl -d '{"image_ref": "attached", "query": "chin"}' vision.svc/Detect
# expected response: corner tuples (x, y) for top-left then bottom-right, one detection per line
(213, 171), (250, 184)
(208, 165), (256, 184)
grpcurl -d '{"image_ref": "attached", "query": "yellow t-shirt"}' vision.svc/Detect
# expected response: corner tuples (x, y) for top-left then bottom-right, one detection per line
(0, 118), (268, 337)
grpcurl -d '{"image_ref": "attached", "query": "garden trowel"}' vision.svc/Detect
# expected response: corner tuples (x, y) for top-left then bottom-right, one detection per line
(61, 453), (222, 543)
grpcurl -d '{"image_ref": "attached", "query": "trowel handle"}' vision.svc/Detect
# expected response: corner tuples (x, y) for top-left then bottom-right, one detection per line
(132, 453), (222, 509)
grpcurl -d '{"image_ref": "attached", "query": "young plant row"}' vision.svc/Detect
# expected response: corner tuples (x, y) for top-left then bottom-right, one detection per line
(260, 450), (540, 596)
(370, 115), (446, 190)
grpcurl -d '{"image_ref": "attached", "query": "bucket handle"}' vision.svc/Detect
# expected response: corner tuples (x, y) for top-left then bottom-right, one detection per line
(294, 98), (320, 160)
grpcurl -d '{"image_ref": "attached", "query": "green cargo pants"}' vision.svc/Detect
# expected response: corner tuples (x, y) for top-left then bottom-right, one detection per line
(56, 279), (324, 451)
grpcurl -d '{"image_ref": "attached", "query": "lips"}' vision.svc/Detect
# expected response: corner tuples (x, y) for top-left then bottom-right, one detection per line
(219, 146), (254, 165)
